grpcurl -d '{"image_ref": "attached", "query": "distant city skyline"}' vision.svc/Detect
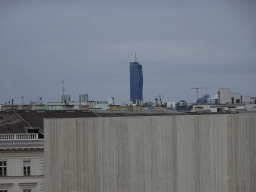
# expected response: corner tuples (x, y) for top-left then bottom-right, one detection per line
(0, 0), (255, 104)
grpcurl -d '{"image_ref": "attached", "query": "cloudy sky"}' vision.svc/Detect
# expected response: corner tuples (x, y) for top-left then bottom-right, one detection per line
(0, 0), (255, 104)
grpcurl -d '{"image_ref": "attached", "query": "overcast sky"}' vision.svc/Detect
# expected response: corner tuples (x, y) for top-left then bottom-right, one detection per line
(0, 0), (255, 104)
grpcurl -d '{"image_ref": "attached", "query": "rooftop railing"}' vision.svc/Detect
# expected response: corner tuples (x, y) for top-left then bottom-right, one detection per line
(0, 133), (40, 140)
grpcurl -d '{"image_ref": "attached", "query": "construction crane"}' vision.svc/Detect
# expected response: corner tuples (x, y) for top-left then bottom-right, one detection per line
(190, 87), (214, 100)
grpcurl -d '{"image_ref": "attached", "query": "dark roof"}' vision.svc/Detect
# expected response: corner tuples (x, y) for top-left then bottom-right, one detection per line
(0, 110), (98, 134)
(0, 109), (237, 134)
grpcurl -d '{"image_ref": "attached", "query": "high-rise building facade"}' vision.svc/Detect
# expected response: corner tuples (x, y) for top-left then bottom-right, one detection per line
(130, 61), (143, 104)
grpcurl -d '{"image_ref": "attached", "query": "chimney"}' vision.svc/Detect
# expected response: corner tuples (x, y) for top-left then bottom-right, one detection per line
(155, 98), (158, 106)
(159, 98), (162, 106)
(85, 94), (88, 103)
(136, 98), (138, 106)
(8, 101), (10, 105)
(12, 99), (14, 105)
(140, 99), (143, 106)
(39, 97), (42, 105)
(21, 96), (24, 105)
(112, 97), (114, 105)
(130, 99), (133, 106)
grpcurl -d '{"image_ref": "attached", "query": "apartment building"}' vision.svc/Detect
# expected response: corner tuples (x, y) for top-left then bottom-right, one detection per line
(0, 133), (44, 192)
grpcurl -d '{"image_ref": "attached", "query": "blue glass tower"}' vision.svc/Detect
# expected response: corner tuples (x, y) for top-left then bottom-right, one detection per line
(130, 58), (143, 104)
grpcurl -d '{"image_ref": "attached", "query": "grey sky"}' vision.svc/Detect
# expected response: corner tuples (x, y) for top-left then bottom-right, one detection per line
(0, 0), (255, 104)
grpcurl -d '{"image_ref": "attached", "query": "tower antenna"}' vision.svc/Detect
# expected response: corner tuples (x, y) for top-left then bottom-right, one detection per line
(135, 52), (137, 62)
(62, 81), (65, 96)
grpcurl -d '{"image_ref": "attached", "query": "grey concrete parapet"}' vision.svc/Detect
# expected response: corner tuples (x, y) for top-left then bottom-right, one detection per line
(44, 114), (256, 192)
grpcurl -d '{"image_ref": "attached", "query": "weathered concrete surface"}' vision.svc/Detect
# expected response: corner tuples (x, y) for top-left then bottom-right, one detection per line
(44, 114), (256, 192)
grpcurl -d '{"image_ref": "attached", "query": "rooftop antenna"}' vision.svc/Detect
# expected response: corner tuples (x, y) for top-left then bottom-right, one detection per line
(62, 81), (65, 96)
(135, 52), (137, 62)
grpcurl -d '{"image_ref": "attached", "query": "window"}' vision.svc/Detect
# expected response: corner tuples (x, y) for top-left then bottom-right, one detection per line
(236, 99), (240, 104)
(23, 190), (31, 192)
(23, 161), (30, 176)
(0, 162), (7, 176)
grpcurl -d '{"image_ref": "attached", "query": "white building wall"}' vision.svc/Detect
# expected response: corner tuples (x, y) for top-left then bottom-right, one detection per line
(219, 88), (230, 104)
(31, 158), (44, 176)
(8, 159), (23, 176)
(218, 88), (244, 104)
(229, 93), (242, 103)
(0, 150), (44, 192)
(0, 177), (43, 192)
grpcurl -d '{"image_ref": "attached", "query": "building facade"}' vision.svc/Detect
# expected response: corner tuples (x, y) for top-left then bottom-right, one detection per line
(130, 62), (143, 104)
(207, 88), (253, 105)
(0, 133), (44, 192)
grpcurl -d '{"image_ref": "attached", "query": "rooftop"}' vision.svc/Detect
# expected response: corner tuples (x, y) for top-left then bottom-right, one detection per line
(0, 109), (253, 134)
(0, 110), (98, 134)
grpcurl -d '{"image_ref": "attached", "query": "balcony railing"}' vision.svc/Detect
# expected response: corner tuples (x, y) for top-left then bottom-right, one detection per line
(0, 133), (39, 140)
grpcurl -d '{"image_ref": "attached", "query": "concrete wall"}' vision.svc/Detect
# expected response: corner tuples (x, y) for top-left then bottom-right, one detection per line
(44, 114), (256, 192)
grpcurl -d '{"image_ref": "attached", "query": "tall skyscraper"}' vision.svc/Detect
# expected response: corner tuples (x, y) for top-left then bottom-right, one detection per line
(130, 54), (143, 104)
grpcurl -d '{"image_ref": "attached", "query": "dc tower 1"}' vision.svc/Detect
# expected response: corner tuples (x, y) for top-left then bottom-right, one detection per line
(130, 53), (143, 104)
